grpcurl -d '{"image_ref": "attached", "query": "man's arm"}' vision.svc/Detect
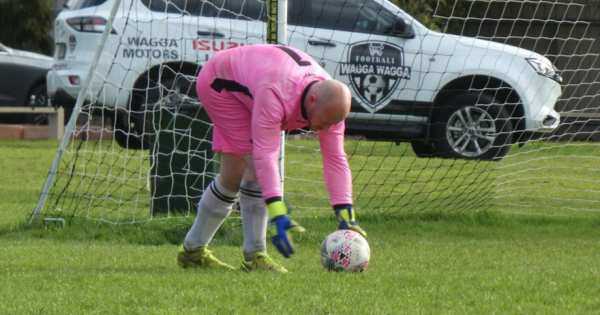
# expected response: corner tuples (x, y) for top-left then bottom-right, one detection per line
(251, 87), (286, 201)
(251, 87), (306, 257)
(319, 123), (353, 205)
(319, 124), (367, 237)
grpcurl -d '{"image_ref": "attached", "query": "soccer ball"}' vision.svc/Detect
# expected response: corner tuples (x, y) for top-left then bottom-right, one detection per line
(363, 74), (386, 101)
(320, 230), (370, 272)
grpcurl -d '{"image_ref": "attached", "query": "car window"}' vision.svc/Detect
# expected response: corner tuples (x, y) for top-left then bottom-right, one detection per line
(141, 0), (266, 21)
(66, 0), (108, 9)
(290, 0), (395, 34)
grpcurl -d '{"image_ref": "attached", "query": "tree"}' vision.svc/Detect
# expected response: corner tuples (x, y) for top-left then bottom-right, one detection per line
(0, 0), (55, 55)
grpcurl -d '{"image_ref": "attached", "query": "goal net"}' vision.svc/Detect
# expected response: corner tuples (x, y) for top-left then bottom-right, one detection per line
(31, 0), (600, 225)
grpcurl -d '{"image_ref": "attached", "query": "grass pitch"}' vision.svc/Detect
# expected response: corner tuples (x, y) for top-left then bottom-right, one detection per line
(1, 139), (600, 314)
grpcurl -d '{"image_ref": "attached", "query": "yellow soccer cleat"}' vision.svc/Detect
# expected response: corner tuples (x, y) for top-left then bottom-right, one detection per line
(177, 245), (235, 270)
(240, 252), (289, 273)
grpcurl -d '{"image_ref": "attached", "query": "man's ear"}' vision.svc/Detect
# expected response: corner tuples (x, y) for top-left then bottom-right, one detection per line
(308, 93), (318, 106)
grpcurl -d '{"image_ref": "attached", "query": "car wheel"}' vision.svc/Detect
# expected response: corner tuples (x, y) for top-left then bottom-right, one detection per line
(114, 75), (196, 150)
(431, 92), (513, 160)
(25, 84), (50, 125)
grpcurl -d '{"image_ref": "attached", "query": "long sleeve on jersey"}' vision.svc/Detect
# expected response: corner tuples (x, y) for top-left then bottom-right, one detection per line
(319, 123), (353, 205)
(251, 87), (287, 200)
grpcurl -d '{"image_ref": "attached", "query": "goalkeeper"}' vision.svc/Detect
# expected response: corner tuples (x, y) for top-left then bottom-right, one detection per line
(178, 44), (366, 273)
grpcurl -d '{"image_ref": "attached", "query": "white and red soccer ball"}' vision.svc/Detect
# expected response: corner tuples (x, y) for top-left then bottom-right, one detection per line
(320, 230), (370, 272)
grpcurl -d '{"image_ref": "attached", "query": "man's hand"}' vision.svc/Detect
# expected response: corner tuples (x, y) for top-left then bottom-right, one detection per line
(267, 200), (306, 258)
(334, 206), (367, 237)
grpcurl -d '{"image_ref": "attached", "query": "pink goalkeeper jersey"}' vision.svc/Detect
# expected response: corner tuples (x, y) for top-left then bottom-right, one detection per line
(198, 44), (352, 206)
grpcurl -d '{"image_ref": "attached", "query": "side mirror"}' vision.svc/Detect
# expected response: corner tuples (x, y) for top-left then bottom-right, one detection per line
(395, 16), (415, 39)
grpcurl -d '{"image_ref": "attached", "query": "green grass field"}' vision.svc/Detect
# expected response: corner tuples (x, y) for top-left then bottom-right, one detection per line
(1, 139), (600, 314)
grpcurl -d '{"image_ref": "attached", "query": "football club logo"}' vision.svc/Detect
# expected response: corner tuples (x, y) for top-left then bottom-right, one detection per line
(340, 41), (411, 112)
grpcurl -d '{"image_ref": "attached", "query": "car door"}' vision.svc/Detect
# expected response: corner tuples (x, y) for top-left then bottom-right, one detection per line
(287, 0), (425, 136)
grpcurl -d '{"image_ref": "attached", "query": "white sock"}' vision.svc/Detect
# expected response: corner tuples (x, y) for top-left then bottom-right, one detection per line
(239, 179), (268, 261)
(183, 177), (238, 251)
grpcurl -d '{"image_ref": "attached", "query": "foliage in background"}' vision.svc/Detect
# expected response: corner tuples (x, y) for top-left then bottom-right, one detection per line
(0, 0), (55, 55)
(392, 0), (469, 33)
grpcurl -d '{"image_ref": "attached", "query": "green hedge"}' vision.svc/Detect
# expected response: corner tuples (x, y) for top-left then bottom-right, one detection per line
(392, 0), (468, 33)
(0, 0), (54, 55)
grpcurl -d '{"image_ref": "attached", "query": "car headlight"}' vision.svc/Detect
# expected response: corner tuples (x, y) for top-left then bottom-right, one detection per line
(526, 57), (562, 83)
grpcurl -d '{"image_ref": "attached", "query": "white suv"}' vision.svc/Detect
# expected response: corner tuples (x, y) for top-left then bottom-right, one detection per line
(47, 0), (562, 160)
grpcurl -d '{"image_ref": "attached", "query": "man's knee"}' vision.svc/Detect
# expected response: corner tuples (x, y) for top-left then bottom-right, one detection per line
(242, 154), (258, 182)
(218, 153), (246, 191)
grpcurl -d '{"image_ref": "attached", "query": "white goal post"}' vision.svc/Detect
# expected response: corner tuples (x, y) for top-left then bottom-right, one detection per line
(31, 0), (600, 225)
(30, 0), (123, 223)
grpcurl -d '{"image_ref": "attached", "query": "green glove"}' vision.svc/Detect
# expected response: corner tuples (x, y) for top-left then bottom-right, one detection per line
(267, 201), (306, 258)
(334, 205), (367, 237)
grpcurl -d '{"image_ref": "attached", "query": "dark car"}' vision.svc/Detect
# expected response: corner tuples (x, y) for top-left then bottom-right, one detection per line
(0, 42), (52, 124)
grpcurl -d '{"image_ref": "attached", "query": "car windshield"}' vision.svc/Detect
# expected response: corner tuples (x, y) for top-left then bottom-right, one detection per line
(65, 0), (108, 10)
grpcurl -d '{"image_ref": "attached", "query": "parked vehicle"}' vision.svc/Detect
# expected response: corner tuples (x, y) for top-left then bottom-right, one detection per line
(0, 43), (52, 124)
(47, 0), (562, 160)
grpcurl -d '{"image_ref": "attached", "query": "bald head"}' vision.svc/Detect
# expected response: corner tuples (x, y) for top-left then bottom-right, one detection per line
(305, 80), (352, 132)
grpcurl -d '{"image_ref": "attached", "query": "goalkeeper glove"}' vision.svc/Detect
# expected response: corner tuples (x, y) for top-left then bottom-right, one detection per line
(267, 200), (306, 258)
(334, 205), (367, 237)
